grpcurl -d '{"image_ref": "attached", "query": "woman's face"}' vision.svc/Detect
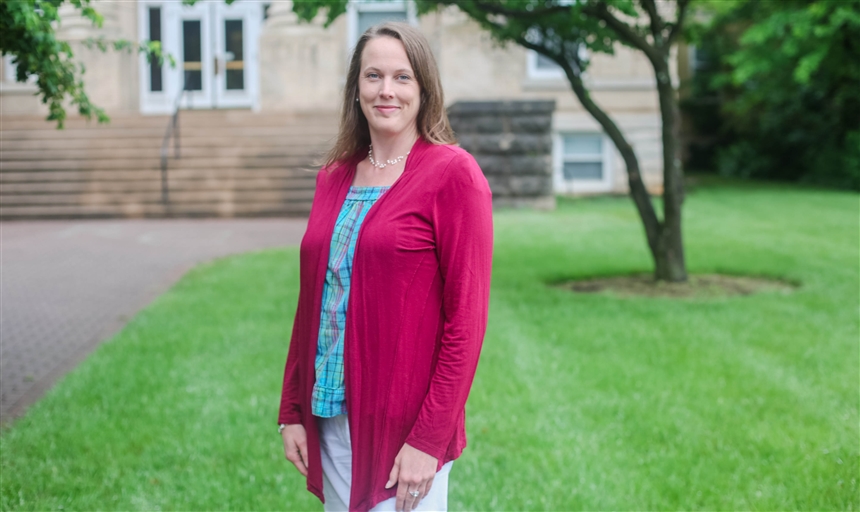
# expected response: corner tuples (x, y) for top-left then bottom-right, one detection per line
(357, 36), (421, 142)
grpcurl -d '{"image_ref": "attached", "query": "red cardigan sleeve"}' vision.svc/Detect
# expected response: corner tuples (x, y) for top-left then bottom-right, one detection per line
(404, 152), (494, 459)
(278, 310), (304, 425)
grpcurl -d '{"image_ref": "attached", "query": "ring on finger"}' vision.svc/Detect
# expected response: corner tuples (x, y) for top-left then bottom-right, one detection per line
(409, 490), (420, 498)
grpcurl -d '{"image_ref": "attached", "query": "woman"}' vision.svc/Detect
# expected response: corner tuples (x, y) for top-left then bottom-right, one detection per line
(278, 22), (493, 512)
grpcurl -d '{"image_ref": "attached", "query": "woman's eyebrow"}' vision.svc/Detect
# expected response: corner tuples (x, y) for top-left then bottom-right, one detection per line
(362, 66), (414, 74)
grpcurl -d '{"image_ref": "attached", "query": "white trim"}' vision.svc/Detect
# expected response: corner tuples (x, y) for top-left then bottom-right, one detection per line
(3, 56), (16, 83)
(212, 3), (262, 109)
(526, 50), (565, 80)
(346, 0), (417, 56)
(178, 4), (214, 109)
(526, 44), (588, 81)
(1, 55), (38, 93)
(139, 2), (179, 114)
(552, 131), (614, 194)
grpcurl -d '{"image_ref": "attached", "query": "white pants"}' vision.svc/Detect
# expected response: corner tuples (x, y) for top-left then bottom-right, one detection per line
(318, 414), (453, 512)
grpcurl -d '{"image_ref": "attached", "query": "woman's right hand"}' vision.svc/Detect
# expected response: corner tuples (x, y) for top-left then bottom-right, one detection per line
(281, 424), (309, 477)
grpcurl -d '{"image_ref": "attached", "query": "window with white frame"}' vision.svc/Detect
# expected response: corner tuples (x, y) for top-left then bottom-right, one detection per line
(2, 55), (37, 85)
(525, 28), (589, 81)
(526, 50), (565, 79)
(554, 132), (611, 193)
(347, 0), (416, 51)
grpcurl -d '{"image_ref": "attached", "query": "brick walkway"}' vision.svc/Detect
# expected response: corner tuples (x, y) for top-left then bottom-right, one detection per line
(0, 218), (307, 423)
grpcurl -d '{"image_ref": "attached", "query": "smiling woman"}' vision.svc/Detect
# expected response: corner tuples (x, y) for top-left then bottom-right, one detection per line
(276, 22), (494, 512)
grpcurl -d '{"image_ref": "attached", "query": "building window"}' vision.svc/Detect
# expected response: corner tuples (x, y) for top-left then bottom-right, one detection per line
(2, 56), (38, 85)
(148, 7), (163, 92)
(347, 1), (416, 51)
(527, 50), (565, 79)
(526, 39), (588, 81)
(224, 19), (245, 90)
(562, 134), (603, 179)
(554, 132), (611, 193)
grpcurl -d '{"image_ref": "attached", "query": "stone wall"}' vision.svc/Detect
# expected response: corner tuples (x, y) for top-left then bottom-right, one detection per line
(448, 100), (556, 209)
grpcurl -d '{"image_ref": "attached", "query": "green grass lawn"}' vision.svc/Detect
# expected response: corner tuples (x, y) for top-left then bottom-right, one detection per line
(1, 181), (857, 511)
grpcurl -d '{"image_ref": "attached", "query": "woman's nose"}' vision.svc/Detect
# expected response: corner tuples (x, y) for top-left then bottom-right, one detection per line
(379, 78), (395, 98)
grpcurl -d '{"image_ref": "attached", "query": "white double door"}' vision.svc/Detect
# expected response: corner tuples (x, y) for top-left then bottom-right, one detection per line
(140, 1), (261, 112)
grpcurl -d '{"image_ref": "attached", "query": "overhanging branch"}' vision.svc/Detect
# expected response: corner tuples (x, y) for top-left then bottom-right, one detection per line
(583, 1), (663, 65)
(639, 0), (665, 45)
(469, 0), (571, 19)
(667, 0), (690, 45)
(515, 34), (662, 251)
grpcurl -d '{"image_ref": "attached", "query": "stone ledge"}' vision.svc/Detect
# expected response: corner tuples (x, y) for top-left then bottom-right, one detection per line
(448, 100), (556, 116)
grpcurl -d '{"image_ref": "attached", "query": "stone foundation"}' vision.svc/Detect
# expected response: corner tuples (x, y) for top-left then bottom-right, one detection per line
(448, 100), (556, 209)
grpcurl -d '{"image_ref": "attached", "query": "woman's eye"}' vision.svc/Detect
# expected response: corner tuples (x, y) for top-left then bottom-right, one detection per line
(366, 72), (379, 79)
(397, 74), (411, 80)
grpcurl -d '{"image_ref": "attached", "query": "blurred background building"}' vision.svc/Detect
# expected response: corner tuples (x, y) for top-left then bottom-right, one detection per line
(0, 0), (674, 219)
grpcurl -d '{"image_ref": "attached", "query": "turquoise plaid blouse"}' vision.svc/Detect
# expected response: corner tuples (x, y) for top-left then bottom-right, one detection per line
(311, 185), (389, 418)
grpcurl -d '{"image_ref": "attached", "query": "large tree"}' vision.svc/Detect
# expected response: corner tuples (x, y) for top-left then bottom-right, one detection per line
(295, 0), (692, 282)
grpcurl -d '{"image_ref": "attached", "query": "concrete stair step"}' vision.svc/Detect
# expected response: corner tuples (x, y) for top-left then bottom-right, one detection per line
(0, 201), (314, 219)
(0, 125), (338, 141)
(1, 168), (318, 182)
(0, 156), (323, 171)
(1, 135), (333, 151)
(1, 145), (328, 161)
(1, 188), (315, 206)
(1, 111), (339, 130)
(1, 176), (315, 194)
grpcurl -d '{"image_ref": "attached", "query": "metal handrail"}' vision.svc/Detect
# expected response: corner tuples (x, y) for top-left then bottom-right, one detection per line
(159, 84), (189, 205)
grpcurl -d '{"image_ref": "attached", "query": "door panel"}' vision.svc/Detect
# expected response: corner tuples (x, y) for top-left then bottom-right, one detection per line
(178, 3), (213, 109)
(213, 2), (259, 108)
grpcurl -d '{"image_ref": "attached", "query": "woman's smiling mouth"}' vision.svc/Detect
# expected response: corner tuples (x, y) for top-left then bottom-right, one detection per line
(374, 105), (400, 113)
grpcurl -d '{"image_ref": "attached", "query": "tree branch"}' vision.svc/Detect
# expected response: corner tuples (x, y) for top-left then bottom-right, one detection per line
(469, 0), (571, 19)
(639, 0), (665, 45)
(667, 0), (691, 45)
(583, 1), (663, 65)
(515, 33), (662, 251)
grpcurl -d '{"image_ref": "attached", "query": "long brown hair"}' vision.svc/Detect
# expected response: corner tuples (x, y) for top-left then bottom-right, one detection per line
(323, 22), (456, 168)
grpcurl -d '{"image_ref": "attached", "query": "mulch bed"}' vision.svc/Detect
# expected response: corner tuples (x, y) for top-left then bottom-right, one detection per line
(555, 273), (798, 298)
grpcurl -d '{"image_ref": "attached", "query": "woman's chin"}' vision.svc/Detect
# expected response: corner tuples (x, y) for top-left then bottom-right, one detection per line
(369, 124), (417, 141)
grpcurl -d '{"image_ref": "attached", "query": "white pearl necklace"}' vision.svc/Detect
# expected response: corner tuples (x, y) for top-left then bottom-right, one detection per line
(368, 145), (409, 169)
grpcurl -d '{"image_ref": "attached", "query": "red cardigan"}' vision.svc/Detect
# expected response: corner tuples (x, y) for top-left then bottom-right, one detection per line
(278, 138), (493, 511)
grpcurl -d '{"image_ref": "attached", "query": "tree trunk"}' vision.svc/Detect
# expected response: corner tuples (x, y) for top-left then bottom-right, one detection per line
(653, 56), (687, 282)
(556, 64), (662, 260)
(559, 59), (690, 282)
(516, 20), (689, 282)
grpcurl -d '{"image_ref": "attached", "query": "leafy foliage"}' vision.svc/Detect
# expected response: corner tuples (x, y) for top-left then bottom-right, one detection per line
(0, 0), (169, 128)
(686, 0), (860, 190)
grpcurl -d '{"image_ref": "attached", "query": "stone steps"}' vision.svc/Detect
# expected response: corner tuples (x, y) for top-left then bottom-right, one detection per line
(0, 176), (314, 194)
(1, 156), (322, 171)
(1, 136), (329, 151)
(0, 168), (315, 182)
(0, 110), (337, 219)
(0, 201), (314, 219)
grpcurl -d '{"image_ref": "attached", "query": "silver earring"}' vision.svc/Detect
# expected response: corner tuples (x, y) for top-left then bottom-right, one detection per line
(355, 97), (359, 102)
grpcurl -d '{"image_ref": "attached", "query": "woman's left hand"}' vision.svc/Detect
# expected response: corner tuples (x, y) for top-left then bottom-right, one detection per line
(385, 443), (439, 512)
